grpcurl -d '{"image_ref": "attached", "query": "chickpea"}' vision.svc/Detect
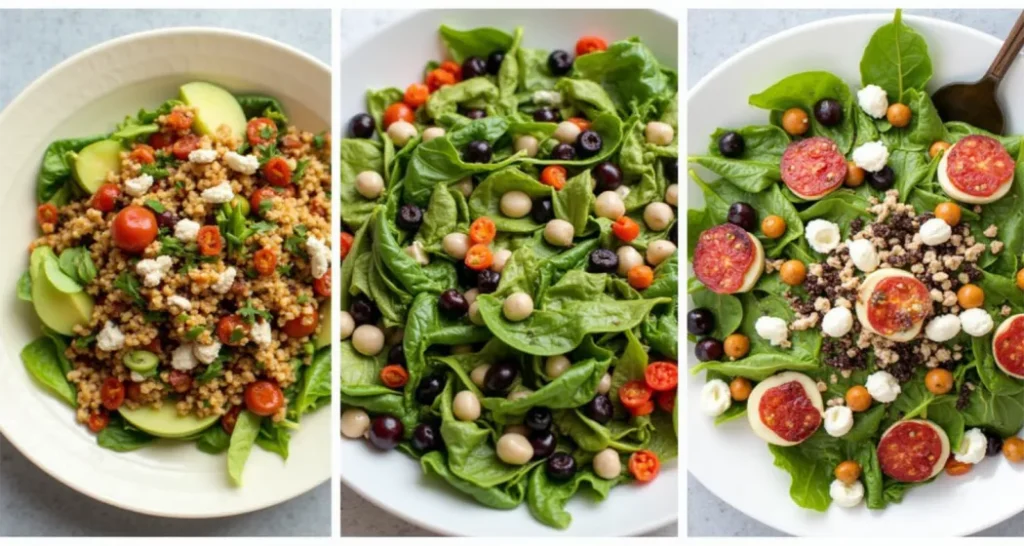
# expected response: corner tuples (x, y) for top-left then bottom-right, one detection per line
(514, 135), (539, 158)
(845, 161), (865, 187)
(596, 373), (612, 394)
(351, 324), (385, 356)
(643, 202), (675, 231)
(503, 292), (534, 322)
(355, 171), (384, 199)
(545, 355), (571, 378)
(645, 121), (675, 146)
(887, 103), (912, 128)
(779, 259), (807, 286)
(646, 240), (677, 267)
(553, 121), (582, 145)
(543, 219), (575, 247)
(453, 390), (482, 422)
(925, 368), (954, 395)
(470, 364), (490, 388)
(442, 232), (470, 260)
(834, 460), (862, 485)
(934, 202), (961, 226)
(761, 215), (787, 239)
(724, 334), (751, 359)
(729, 377), (752, 402)
(422, 126), (446, 142)
(929, 140), (951, 158)
(781, 108), (809, 136)
(464, 288), (479, 305)
(957, 284), (985, 309)
(496, 433), (534, 465)
(340, 408), (370, 439)
(500, 191), (533, 218)
(845, 385), (872, 412)
(1003, 437), (1024, 463)
(616, 246), (644, 277)
(453, 176), (474, 198)
(592, 448), (622, 480)
(1018, 268), (1024, 291)
(405, 241), (430, 265)
(468, 301), (485, 325)
(664, 184), (678, 207)
(491, 249), (512, 273)
(340, 311), (355, 340)
(387, 120), (418, 147)
(595, 191), (626, 220)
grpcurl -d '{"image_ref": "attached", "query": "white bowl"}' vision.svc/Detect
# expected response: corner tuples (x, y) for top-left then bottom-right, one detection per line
(687, 13), (1024, 537)
(0, 28), (331, 519)
(341, 9), (678, 536)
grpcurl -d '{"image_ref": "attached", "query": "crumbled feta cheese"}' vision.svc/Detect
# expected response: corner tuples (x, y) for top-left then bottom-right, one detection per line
(700, 379), (732, 417)
(823, 406), (854, 437)
(865, 371), (901, 403)
(847, 239), (879, 273)
(188, 148), (218, 164)
(857, 84), (889, 119)
(171, 344), (198, 371)
(123, 174), (154, 197)
(306, 235), (330, 279)
(954, 428), (987, 464)
(97, 321), (125, 352)
(192, 341), (222, 365)
(224, 151), (259, 174)
(174, 219), (200, 242)
(925, 314), (961, 342)
(130, 371), (146, 383)
(805, 220), (842, 254)
(821, 307), (854, 338)
(532, 90), (562, 106)
(829, 479), (865, 508)
(211, 266), (236, 294)
(167, 295), (192, 311)
(135, 255), (173, 287)
(201, 181), (234, 204)
(852, 141), (889, 173)
(250, 320), (273, 347)
(960, 308), (994, 337)
(919, 218), (953, 246)
(755, 316), (790, 347)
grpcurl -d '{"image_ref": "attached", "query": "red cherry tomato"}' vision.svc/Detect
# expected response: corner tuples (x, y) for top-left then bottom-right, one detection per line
(612, 217), (640, 241)
(148, 131), (175, 150)
(168, 370), (193, 394)
(253, 248), (278, 277)
(216, 315), (249, 346)
(262, 156), (293, 187)
(618, 380), (653, 410)
(576, 36), (608, 56)
(37, 203), (58, 226)
(221, 406), (242, 434)
(645, 361), (678, 392)
(129, 144), (156, 165)
(244, 380), (285, 416)
(100, 377), (125, 411)
(340, 232), (354, 260)
(283, 307), (319, 338)
(247, 117), (279, 147)
(165, 110), (194, 131)
(383, 103), (415, 129)
(91, 184), (121, 212)
(87, 412), (110, 433)
(111, 205), (158, 253)
(656, 390), (676, 413)
(196, 225), (223, 256)
(314, 270), (331, 298)
(171, 134), (200, 160)
(628, 450), (660, 482)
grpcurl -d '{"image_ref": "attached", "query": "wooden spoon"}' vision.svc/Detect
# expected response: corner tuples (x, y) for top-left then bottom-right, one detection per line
(932, 11), (1024, 135)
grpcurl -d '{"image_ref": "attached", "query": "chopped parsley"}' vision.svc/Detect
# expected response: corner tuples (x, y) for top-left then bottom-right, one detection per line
(144, 199), (165, 213)
(256, 142), (281, 165)
(283, 224), (308, 258)
(140, 164), (170, 179)
(114, 271), (145, 307)
(291, 158), (310, 183)
(186, 326), (206, 340)
(239, 299), (272, 325)
(312, 132), (325, 149)
(229, 328), (245, 344)
(259, 198), (274, 216)
(237, 141), (251, 155)
(74, 335), (96, 349)
(297, 294), (310, 304)
(276, 263), (294, 277)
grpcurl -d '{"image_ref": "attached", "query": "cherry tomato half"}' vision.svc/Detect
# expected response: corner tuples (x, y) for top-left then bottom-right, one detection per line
(426, 68), (457, 92)
(148, 131), (175, 150)
(576, 36), (608, 56)
(91, 183), (121, 212)
(655, 390), (675, 413)
(111, 205), (158, 254)
(253, 247), (278, 277)
(221, 406), (242, 434)
(439, 61), (463, 80)
(404, 83), (430, 109)
(469, 217), (497, 245)
(540, 165), (567, 190)
(628, 450), (660, 482)
(245, 380), (285, 416)
(87, 412), (110, 433)
(628, 400), (655, 417)
(100, 377), (125, 411)
(171, 134), (200, 160)
(196, 225), (223, 256)
(380, 364), (410, 389)
(168, 369), (193, 394)
(612, 217), (640, 242)
(464, 244), (494, 271)
(340, 232), (354, 260)
(383, 103), (415, 129)
(165, 110), (195, 131)
(130, 144), (156, 165)
(645, 361), (678, 392)
(262, 156), (293, 187)
(217, 314), (249, 346)
(314, 270), (332, 298)
(618, 380), (653, 410)
(247, 117), (279, 147)
(36, 203), (58, 226)
(283, 307), (319, 338)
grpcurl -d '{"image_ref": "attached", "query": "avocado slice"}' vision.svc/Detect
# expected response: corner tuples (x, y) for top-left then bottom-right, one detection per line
(29, 247), (93, 336)
(179, 82), (247, 142)
(42, 258), (82, 294)
(72, 139), (123, 194)
(120, 403), (220, 439)
(316, 301), (331, 350)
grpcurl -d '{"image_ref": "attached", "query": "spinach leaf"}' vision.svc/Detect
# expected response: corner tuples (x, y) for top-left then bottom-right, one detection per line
(768, 431), (843, 512)
(227, 410), (262, 486)
(797, 190), (873, 238)
(20, 335), (76, 407)
(517, 47), (560, 92)
(256, 420), (291, 460)
(552, 169), (595, 235)
(418, 183), (461, 247)
(17, 271), (32, 302)
(340, 139), (384, 230)
(494, 27), (523, 117)
(689, 288), (743, 340)
(961, 384), (1024, 438)
(235, 94), (288, 126)
(692, 353), (819, 382)
(469, 168), (553, 233)
(526, 466), (619, 529)
(573, 38), (671, 112)
(57, 247), (97, 287)
(97, 413), (154, 452)
(37, 135), (109, 203)
(859, 9), (933, 103)
(294, 347), (331, 418)
(420, 450), (526, 509)
(438, 25), (514, 63)
(878, 88), (947, 152)
(196, 424), (231, 454)
(366, 87), (404, 132)
(689, 125), (789, 193)
(749, 71), (855, 154)
(554, 78), (618, 119)
(426, 78), (500, 120)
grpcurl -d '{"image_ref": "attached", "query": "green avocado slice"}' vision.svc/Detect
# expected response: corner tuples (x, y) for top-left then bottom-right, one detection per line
(120, 403), (220, 439)
(179, 82), (247, 142)
(29, 247), (93, 336)
(72, 139), (123, 195)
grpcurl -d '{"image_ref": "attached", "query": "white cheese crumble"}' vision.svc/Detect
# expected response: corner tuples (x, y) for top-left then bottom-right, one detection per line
(852, 141), (889, 173)
(200, 181), (235, 204)
(306, 235), (330, 279)
(123, 174), (154, 197)
(755, 316), (790, 347)
(700, 379), (732, 417)
(211, 266), (237, 294)
(829, 479), (865, 508)
(865, 371), (901, 403)
(174, 219), (200, 242)
(805, 219), (842, 254)
(848, 239), (879, 273)
(171, 344), (198, 371)
(954, 427), (987, 464)
(135, 255), (173, 287)
(925, 314), (961, 342)
(96, 321), (125, 352)
(192, 341), (222, 365)
(532, 90), (562, 106)
(919, 217), (953, 246)
(823, 406), (854, 437)
(224, 151), (259, 174)
(250, 320), (273, 347)
(960, 308), (995, 337)
(188, 148), (218, 164)
(167, 295), (192, 311)
(857, 84), (889, 119)
(821, 307), (854, 338)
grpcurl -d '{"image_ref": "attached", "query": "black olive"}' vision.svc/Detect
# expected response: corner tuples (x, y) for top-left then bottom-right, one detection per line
(687, 308), (715, 336)
(348, 113), (375, 139)
(483, 362), (518, 395)
(462, 108), (486, 120)
(985, 430), (1004, 456)
(415, 373), (446, 405)
(368, 415), (403, 450)
(813, 98), (843, 127)
(664, 159), (678, 184)
(396, 203), (423, 231)
(463, 140), (493, 164)
(531, 197), (555, 223)
(349, 295), (379, 326)
(524, 407), (553, 432)
(695, 338), (724, 362)
(575, 130), (603, 158)
(727, 202), (758, 232)
(586, 394), (613, 424)
(388, 343), (406, 367)
(438, 289), (468, 317)
(533, 107), (559, 123)
(530, 430), (557, 460)
(547, 49), (573, 76)
(461, 56), (487, 79)
(486, 51), (505, 75)
(477, 270), (501, 294)
(588, 248), (619, 274)
(546, 452), (577, 481)
(717, 131), (745, 158)
(550, 143), (576, 161)
(155, 210), (177, 230)
(868, 166), (895, 191)
(456, 262), (479, 287)
(592, 161), (623, 193)
(411, 422), (440, 452)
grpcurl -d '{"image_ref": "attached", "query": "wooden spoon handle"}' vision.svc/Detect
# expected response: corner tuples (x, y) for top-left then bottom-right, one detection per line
(987, 10), (1024, 82)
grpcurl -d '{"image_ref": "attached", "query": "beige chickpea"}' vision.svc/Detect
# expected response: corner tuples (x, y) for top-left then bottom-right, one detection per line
(592, 448), (622, 479)
(553, 121), (582, 144)
(453, 390), (482, 421)
(470, 364), (491, 388)
(453, 177), (474, 198)
(616, 246), (644, 277)
(544, 219), (575, 247)
(387, 120), (417, 147)
(354, 171), (384, 199)
(645, 121), (675, 146)
(545, 355), (571, 378)
(340, 408), (370, 439)
(665, 184), (678, 207)
(646, 240), (677, 266)
(643, 202), (675, 231)
(340, 311), (355, 340)
(421, 126), (446, 142)
(596, 373), (612, 395)
(594, 191), (626, 220)
(468, 301), (485, 325)
(496, 433), (534, 465)
(351, 324), (385, 356)
(404, 241), (430, 265)
(503, 292), (534, 322)
(464, 288), (480, 305)
(491, 249), (512, 273)
(442, 232), (470, 260)
(514, 135), (539, 158)
(500, 191), (533, 218)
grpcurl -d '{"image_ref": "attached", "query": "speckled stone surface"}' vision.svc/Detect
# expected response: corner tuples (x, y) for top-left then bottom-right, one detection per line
(0, 9), (330, 537)
(688, 9), (1023, 538)
(339, 9), (676, 537)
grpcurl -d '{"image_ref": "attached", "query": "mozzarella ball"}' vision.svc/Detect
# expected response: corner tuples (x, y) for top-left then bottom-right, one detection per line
(700, 379), (732, 417)
(387, 120), (417, 147)
(553, 121), (582, 144)
(500, 191), (533, 218)
(453, 176), (474, 198)
(645, 121), (674, 146)
(954, 427), (987, 464)
(492, 249), (512, 273)
(351, 324), (385, 356)
(593, 448), (622, 480)
(422, 126), (446, 142)
(503, 292), (534, 322)
(340, 408), (370, 439)
(920, 218), (953, 246)
(617, 246), (644, 277)
(544, 219), (575, 247)
(805, 220), (841, 254)
(464, 288), (479, 305)
(514, 135), (539, 158)
(596, 373), (613, 394)
(821, 307), (854, 338)
(470, 364), (490, 388)
(830, 479), (865, 508)
(926, 314), (961, 342)
(442, 232), (470, 259)
(453, 390), (482, 422)
(340, 311), (355, 340)
(545, 355), (571, 378)
(755, 316), (790, 347)
(404, 241), (430, 265)
(496, 433), (534, 465)
(960, 308), (994, 337)
(643, 202), (674, 231)
(857, 85), (889, 119)
(848, 239), (879, 273)
(865, 371), (901, 403)
(851, 141), (889, 173)
(823, 406), (854, 437)
(355, 171), (384, 199)
(468, 301), (485, 325)
(646, 240), (677, 266)
(664, 184), (678, 207)
(594, 191), (626, 220)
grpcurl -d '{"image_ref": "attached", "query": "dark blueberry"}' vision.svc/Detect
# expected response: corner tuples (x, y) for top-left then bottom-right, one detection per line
(411, 422), (440, 452)
(477, 270), (501, 294)
(347, 113), (375, 139)
(348, 295), (379, 326)
(717, 131), (745, 158)
(868, 166), (895, 191)
(438, 289), (468, 317)
(588, 248), (619, 274)
(686, 308), (715, 336)
(461, 56), (488, 79)
(727, 202), (758, 232)
(985, 430), (1004, 457)
(457, 262), (479, 287)
(533, 107), (559, 123)
(524, 407), (553, 432)
(396, 203), (423, 231)
(367, 415), (403, 450)
(550, 143), (576, 161)
(813, 98), (843, 127)
(546, 452), (577, 481)
(415, 373), (446, 405)
(530, 430), (557, 460)
(664, 159), (678, 184)
(575, 130), (603, 158)
(463, 140), (493, 164)
(547, 49), (574, 76)
(531, 197), (555, 223)
(592, 161), (623, 193)
(155, 210), (177, 230)
(695, 338), (724, 362)
(388, 343), (406, 367)
(483, 362), (518, 395)
(462, 108), (487, 120)
(486, 51), (505, 75)
(586, 394), (614, 424)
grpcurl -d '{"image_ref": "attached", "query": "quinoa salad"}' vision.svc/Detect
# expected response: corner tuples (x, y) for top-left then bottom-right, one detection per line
(18, 82), (332, 485)
(687, 11), (1024, 511)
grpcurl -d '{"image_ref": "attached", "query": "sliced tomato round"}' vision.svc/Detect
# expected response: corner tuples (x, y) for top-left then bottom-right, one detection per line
(618, 380), (653, 410)
(645, 361), (678, 392)
(628, 450), (660, 482)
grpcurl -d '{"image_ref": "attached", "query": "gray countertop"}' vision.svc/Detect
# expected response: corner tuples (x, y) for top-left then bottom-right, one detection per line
(338, 9), (676, 537)
(0, 9), (330, 537)
(688, 8), (1023, 538)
